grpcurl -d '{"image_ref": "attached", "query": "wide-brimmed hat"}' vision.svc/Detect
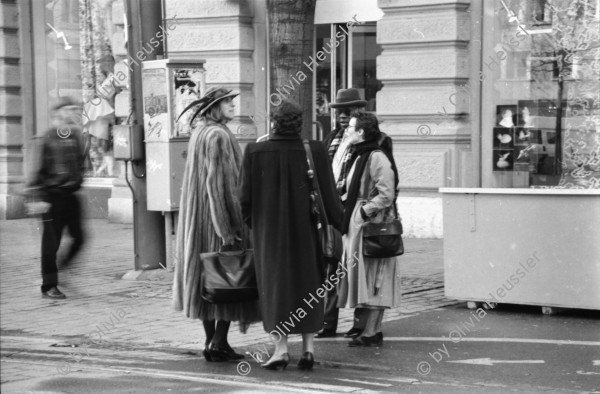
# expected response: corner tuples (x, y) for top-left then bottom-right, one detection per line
(178, 86), (238, 123)
(329, 88), (367, 108)
(52, 97), (82, 111)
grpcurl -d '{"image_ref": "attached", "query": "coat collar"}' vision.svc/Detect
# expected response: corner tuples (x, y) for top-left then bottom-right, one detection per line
(268, 133), (301, 141)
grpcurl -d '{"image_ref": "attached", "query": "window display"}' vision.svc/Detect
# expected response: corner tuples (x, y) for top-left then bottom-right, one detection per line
(485, 0), (599, 188)
(36, 0), (123, 178)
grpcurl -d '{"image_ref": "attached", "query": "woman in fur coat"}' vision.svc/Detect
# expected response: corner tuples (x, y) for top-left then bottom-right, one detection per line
(172, 87), (260, 362)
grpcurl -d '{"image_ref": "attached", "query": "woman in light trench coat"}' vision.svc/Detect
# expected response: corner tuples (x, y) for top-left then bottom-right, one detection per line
(336, 111), (402, 347)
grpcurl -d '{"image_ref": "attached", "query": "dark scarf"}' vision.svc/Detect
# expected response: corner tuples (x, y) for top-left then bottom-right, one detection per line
(327, 126), (345, 159)
(341, 140), (380, 234)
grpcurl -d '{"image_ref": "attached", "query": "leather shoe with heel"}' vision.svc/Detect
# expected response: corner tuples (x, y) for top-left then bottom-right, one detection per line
(202, 346), (213, 362)
(261, 353), (290, 370)
(42, 287), (66, 300)
(343, 327), (363, 338)
(348, 332), (383, 347)
(297, 352), (314, 370)
(316, 329), (336, 338)
(207, 344), (231, 362)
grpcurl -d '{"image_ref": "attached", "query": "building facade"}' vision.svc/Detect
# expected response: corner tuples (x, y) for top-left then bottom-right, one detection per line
(2, 0), (598, 240)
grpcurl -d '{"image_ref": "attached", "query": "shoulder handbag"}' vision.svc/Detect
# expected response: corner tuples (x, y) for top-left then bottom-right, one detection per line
(361, 159), (404, 258)
(200, 248), (259, 304)
(302, 140), (343, 262)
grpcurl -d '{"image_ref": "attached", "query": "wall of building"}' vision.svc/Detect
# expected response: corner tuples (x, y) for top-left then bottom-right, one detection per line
(0, 0), (32, 219)
(164, 0), (266, 144)
(376, 0), (478, 237)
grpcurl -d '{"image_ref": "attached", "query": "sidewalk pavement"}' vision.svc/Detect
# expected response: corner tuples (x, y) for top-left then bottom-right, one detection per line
(0, 218), (457, 352)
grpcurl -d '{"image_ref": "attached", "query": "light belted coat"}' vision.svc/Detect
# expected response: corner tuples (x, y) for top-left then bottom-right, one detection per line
(337, 151), (402, 309)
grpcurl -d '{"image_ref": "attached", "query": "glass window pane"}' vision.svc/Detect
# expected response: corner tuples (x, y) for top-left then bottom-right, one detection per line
(350, 24), (382, 112)
(487, 0), (600, 188)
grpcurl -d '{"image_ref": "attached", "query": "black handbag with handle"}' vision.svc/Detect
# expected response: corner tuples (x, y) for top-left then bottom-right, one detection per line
(302, 140), (343, 263)
(362, 216), (404, 258)
(362, 173), (404, 258)
(200, 248), (259, 304)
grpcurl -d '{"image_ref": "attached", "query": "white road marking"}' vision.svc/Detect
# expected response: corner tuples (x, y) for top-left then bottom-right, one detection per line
(577, 370), (600, 375)
(335, 378), (393, 387)
(447, 358), (545, 366)
(593, 360), (600, 366)
(319, 337), (600, 346)
(1, 358), (358, 393)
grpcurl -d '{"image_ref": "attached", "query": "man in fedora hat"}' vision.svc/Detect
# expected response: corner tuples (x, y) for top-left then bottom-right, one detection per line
(318, 88), (394, 340)
(318, 88), (367, 339)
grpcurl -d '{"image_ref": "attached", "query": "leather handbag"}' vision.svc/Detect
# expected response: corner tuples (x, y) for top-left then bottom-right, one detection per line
(303, 140), (343, 262)
(362, 217), (404, 258)
(200, 249), (259, 304)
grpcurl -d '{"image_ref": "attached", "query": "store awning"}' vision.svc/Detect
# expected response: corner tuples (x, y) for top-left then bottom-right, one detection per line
(314, 0), (384, 24)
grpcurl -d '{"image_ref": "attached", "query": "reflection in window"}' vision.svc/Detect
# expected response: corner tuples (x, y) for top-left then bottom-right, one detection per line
(44, 0), (121, 178)
(351, 26), (382, 112)
(490, 0), (599, 188)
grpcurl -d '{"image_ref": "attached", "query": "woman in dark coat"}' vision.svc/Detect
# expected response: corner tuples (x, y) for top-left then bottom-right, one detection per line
(240, 100), (342, 370)
(173, 87), (260, 362)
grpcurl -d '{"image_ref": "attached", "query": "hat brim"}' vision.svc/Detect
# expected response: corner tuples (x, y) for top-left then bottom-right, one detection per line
(330, 99), (367, 108)
(199, 91), (239, 116)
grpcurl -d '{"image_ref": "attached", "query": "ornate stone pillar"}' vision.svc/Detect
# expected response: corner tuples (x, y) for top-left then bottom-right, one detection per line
(0, 0), (32, 219)
(376, 0), (474, 238)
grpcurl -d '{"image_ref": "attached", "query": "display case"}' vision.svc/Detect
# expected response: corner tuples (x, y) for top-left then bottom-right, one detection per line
(141, 59), (206, 211)
(441, 188), (600, 311)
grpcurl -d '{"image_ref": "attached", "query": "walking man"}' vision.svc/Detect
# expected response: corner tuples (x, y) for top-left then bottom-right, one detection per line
(25, 98), (86, 299)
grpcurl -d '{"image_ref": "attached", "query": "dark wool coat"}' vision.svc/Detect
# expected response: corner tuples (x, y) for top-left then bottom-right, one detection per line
(240, 134), (343, 335)
(173, 120), (260, 323)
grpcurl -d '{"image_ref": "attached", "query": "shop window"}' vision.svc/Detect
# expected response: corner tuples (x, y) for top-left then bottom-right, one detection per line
(483, 0), (600, 188)
(34, 0), (123, 178)
(314, 23), (382, 139)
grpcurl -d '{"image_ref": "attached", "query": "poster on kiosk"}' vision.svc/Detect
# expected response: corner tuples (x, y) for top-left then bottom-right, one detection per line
(141, 59), (206, 212)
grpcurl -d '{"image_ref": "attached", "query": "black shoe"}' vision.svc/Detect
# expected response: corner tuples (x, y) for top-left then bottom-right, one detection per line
(207, 343), (231, 362)
(315, 329), (336, 338)
(348, 333), (383, 347)
(223, 343), (244, 360)
(42, 287), (66, 299)
(297, 352), (314, 370)
(343, 327), (363, 338)
(261, 353), (290, 370)
(202, 346), (213, 362)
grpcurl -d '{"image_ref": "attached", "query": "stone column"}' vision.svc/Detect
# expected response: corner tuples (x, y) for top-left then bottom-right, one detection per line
(376, 0), (473, 238)
(0, 1), (32, 219)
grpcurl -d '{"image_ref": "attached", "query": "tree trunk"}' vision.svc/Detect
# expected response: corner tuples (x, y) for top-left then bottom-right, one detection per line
(267, 0), (316, 139)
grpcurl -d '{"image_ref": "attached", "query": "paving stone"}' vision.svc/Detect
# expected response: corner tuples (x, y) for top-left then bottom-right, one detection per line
(1, 218), (456, 350)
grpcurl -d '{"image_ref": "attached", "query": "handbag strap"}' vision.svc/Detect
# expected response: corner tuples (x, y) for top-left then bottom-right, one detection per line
(303, 140), (329, 228)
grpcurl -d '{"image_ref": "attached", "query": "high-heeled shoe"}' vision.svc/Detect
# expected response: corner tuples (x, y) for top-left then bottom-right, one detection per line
(202, 346), (213, 362)
(297, 352), (314, 370)
(223, 343), (244, 360)
(207, 343), (231, 362)
(261, 353), (290, 370)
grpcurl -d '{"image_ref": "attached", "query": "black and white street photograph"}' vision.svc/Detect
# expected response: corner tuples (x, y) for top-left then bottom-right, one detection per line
(1, 0), (599, 393)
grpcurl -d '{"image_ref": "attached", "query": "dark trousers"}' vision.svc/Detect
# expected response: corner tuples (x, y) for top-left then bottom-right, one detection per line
(41, 193), (84, 292)
(323, 262), (364, 332)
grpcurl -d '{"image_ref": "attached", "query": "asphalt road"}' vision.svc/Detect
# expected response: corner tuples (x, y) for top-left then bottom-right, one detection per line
(2, 304), (599, 393)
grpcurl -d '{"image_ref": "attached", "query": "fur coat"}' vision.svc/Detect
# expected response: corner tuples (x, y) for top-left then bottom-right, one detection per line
(172, 120), (260, 322)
